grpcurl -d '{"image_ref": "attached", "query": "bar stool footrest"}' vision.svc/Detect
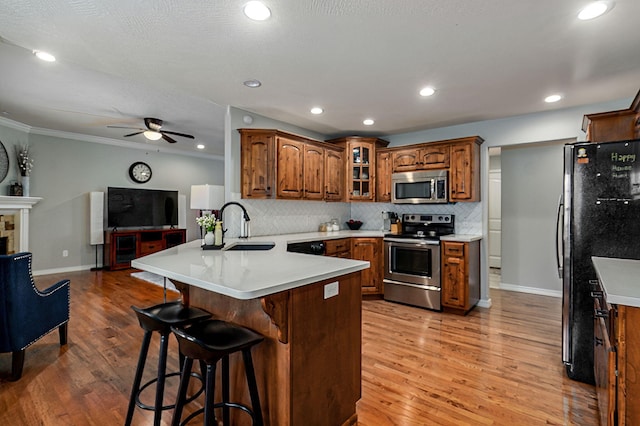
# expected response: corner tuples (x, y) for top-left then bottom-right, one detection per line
(136, 371), (205, 411)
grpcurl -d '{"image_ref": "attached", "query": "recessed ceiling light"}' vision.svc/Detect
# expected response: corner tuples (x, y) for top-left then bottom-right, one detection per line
(33, 50), (56, 62)
(196, 144), (205, 150)
(310, 107), (324, 115)
(544, 94), (563, 103)
(363, 119), (375, 126)
(419, 86), (436, 97)
(244, 1), (271, 21)
(143, 130), (163, 140)
(243, 79), (262, 88)
(578, 1), (614, 20)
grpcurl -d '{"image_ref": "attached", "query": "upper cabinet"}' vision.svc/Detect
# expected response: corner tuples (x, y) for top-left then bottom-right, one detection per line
(376, 149), (392, 202)
(449, 137), (482, 202)
(240, 130), (275, 198)
(583, 89), (640, 142)
(391, 144), (450, 172)
(326, 136), (389, 202)
(239, 129), (345, 201)
(324, 147), (345, 201)
(240, 129), (483, 203)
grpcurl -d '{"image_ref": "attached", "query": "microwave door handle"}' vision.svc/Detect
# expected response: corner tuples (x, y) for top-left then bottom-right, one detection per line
(431, 179), (435, 200)
(555, 193), (563, 279)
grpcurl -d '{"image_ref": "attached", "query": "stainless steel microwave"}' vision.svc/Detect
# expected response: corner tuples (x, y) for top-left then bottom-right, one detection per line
(391, 170), (448, 204)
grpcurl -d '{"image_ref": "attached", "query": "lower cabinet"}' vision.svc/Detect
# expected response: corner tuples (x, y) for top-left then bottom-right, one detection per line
(351, 238), (383, 296)
(324, 238), (351, 258)
(105, 229), (186, 270)
(324, 237), (383, 296)
(441, 240), (480, 314)
(594, 282), (640, 425)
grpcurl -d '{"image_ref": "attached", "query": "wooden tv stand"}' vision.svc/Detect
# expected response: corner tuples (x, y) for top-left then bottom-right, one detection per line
(104, 228), (186, 270)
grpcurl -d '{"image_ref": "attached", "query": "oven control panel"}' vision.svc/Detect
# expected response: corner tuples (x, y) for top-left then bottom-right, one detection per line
(402, 214), (453, 225)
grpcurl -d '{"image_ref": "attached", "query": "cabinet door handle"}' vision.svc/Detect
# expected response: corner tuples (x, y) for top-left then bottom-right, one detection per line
(594, 309), (609, 318)
(590, 291), (603, 298)
(594, 336), (603, 346)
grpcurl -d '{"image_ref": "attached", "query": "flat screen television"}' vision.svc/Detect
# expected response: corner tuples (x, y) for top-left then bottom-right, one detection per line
(107, 187), (179, 229)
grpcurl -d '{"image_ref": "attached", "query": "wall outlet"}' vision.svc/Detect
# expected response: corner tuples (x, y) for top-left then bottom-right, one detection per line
(62, 250), (68, 257)
(324, 281), (339, 299)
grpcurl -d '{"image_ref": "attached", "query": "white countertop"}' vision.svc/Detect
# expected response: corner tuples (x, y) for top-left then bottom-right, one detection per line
(440, 234), (483, 242)
(592, 257), (640, 308)
(132, 234), (370, 300)
(131, 230), (482, 300)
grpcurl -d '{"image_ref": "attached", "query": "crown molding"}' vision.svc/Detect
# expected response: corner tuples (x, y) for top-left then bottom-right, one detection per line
(0, 116), (223, 161)
(0, 116), (32, 132)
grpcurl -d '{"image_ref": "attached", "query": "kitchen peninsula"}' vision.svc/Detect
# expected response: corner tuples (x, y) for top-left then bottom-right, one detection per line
(132, 236), (370, 426)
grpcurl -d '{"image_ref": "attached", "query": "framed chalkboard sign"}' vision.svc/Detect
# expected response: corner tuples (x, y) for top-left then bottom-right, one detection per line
(0, 140), (8, 183)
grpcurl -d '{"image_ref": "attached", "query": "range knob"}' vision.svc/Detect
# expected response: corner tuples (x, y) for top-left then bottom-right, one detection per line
(438, 216), (443, 221)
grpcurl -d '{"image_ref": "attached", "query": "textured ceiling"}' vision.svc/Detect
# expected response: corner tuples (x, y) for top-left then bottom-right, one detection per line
(0, 0), (639, 157)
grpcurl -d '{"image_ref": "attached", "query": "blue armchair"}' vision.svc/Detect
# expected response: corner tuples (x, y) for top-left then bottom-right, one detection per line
(0, 252), (70, 381)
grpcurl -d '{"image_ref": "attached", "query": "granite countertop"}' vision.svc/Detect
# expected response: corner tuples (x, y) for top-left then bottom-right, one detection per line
(592, 257), (640, 308)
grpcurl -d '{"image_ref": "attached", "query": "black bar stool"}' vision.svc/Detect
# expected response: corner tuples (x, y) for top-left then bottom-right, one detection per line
(125, 301), (212, 426)
(170, 319), (265, 426)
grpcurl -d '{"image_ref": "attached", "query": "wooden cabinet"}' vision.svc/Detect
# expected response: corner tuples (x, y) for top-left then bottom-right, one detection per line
(376, 150), (392, 202)
(105, 229), (186, 270)
(240, 129), (345, 201)
(441, 240), (479, 314)
(351, 238), (383, 296)
(391, 144), (450, 172)
(240, 130), (275, 198)
(324, 147), (344, 201)
(449, 138), (482, 202)
(583, 90), (640, 142)
(593, 296), (616, 426)
(324, 238), (351, 258)
(324, 237), (384, 296)
(593, 281), (640, 426)
(276, 136), (304, 199)
(326, 136), (389, 202)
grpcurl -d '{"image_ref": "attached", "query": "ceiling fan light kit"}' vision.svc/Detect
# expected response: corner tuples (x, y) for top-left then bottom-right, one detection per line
(143, 130), (162, 140)
(107, 117), (195, 144)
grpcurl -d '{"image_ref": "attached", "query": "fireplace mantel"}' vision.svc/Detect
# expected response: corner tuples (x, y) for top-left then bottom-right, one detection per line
(0, 195), (42, 253)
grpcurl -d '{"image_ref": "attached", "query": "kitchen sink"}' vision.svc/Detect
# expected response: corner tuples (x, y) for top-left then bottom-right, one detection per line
(223, 241), (276, 251)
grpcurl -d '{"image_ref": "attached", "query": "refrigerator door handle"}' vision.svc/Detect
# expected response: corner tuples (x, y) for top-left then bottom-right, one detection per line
(555, 193), (564, 279)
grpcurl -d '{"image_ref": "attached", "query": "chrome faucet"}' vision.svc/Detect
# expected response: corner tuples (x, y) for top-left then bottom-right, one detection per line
(218, 202), (251, 242)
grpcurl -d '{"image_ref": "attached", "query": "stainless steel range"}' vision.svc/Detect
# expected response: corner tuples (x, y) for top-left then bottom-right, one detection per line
(383, 213), (454, 311)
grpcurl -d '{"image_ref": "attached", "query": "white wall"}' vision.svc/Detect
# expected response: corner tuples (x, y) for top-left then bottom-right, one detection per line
(0, 120), (224, 273)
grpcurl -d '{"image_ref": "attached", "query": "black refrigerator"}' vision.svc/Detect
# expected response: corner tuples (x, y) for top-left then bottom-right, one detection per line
(558, 139), (640, 384)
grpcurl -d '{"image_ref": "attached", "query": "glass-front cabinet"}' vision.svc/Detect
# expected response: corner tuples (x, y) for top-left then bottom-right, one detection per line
(327, 136), (389, 202)
(351, 143), (372, 200)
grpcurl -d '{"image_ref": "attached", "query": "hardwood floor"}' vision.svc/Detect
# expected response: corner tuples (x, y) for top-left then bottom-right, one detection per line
(0, 270), (598, 425)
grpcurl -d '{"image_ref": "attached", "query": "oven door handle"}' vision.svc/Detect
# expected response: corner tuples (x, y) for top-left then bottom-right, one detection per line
(384, 237), (440, 246)
(383, 279), (441, 292)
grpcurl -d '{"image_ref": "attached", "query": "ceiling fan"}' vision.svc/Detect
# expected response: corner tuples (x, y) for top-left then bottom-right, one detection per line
(107, 117), (194, 144)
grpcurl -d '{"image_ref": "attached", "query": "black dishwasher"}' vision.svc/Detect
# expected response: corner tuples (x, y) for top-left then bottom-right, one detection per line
(286, 241), (326, 255)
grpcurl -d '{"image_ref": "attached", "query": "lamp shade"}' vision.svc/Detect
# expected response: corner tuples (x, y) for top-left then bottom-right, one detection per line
(190, 184), (224, 210)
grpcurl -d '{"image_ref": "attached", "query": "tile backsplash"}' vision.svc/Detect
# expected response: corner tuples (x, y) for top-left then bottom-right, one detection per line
(224, 193), (482, 238)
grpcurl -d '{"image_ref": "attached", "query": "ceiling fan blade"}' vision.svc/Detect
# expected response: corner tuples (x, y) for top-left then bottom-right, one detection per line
(124, 131), (145, 137)
(107, 125), (145, 130)
(161, 130), (195, 139)
(162, 134), (178, 144)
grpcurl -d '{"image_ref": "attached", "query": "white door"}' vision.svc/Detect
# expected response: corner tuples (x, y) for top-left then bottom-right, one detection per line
(489, 169), (501, 268)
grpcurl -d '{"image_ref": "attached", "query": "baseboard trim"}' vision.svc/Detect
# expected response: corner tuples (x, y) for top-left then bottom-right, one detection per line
(33, 264), (96, 276)
(491, 281), (561, 298)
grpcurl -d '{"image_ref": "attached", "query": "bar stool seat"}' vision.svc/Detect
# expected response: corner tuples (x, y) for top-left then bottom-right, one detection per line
(171, 319), (265, 426)
(125, 301), (212, 426)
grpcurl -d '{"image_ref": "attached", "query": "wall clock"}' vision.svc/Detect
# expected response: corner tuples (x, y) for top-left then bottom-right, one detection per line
(128, 161), (152, 183)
